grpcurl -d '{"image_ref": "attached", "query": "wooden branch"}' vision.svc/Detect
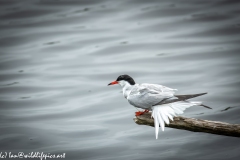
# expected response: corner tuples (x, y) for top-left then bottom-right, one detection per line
(133, 112), (240, 137)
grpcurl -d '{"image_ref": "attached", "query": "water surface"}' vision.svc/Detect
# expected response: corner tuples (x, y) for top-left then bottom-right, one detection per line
(0, 0), (240, 160)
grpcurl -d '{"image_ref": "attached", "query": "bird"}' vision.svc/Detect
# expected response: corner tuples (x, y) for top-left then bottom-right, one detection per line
(108, 74), (211, 139)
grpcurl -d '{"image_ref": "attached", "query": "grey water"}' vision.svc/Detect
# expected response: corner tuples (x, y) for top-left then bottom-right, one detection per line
(0, 0), (240, 159)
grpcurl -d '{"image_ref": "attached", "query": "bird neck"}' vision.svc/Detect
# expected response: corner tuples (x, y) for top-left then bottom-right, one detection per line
(119, 81), (134, 99)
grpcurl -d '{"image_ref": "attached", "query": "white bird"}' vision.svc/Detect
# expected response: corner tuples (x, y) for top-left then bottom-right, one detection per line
(108, 74), (211, 139)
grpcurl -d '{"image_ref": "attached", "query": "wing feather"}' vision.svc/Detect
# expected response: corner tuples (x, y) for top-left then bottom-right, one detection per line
(154, 111), (159, 139)
(141, 83), (177, 93)
(157, 110), (165, 132)
(152, 101), (202, 139)
(128, 84), (175, 109)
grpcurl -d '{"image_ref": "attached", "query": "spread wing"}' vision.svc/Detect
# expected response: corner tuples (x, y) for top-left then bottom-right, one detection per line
(127, 83), (176, 109)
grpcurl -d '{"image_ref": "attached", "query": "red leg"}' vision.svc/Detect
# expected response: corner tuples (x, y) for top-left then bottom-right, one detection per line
(135, 109), (149, 116)
(144, 109), (149, 113)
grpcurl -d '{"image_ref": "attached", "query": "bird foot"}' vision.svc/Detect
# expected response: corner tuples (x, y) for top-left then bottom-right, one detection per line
(135, 110), (149, 116)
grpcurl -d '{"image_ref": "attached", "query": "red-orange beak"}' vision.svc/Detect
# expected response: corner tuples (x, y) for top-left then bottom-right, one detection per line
(108, 81), (118, 86)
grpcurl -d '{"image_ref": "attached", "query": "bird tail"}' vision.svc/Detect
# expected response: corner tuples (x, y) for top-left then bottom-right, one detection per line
(151, 101), (202, 139)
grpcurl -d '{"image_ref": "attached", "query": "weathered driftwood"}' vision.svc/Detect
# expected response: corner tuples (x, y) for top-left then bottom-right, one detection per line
(133, 112), (240, 137)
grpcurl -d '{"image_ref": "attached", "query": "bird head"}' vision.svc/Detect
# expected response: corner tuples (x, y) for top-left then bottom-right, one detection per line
(108, 74), (135, 86)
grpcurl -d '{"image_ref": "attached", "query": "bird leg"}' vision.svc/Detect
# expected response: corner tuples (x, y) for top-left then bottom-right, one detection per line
(135, 109), (149, 116)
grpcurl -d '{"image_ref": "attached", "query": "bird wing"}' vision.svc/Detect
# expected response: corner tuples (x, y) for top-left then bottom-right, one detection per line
(141, 83), (177, 94)
(127, 84), (175, 109)
(155, 92), (208, 105)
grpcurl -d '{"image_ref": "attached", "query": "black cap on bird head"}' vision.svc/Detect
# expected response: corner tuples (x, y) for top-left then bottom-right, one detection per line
(108, 74), (136, 85)
(116, 74), (135, 85)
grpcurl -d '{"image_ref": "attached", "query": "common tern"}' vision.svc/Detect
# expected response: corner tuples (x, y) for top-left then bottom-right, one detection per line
(108, 74), (211, 139)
